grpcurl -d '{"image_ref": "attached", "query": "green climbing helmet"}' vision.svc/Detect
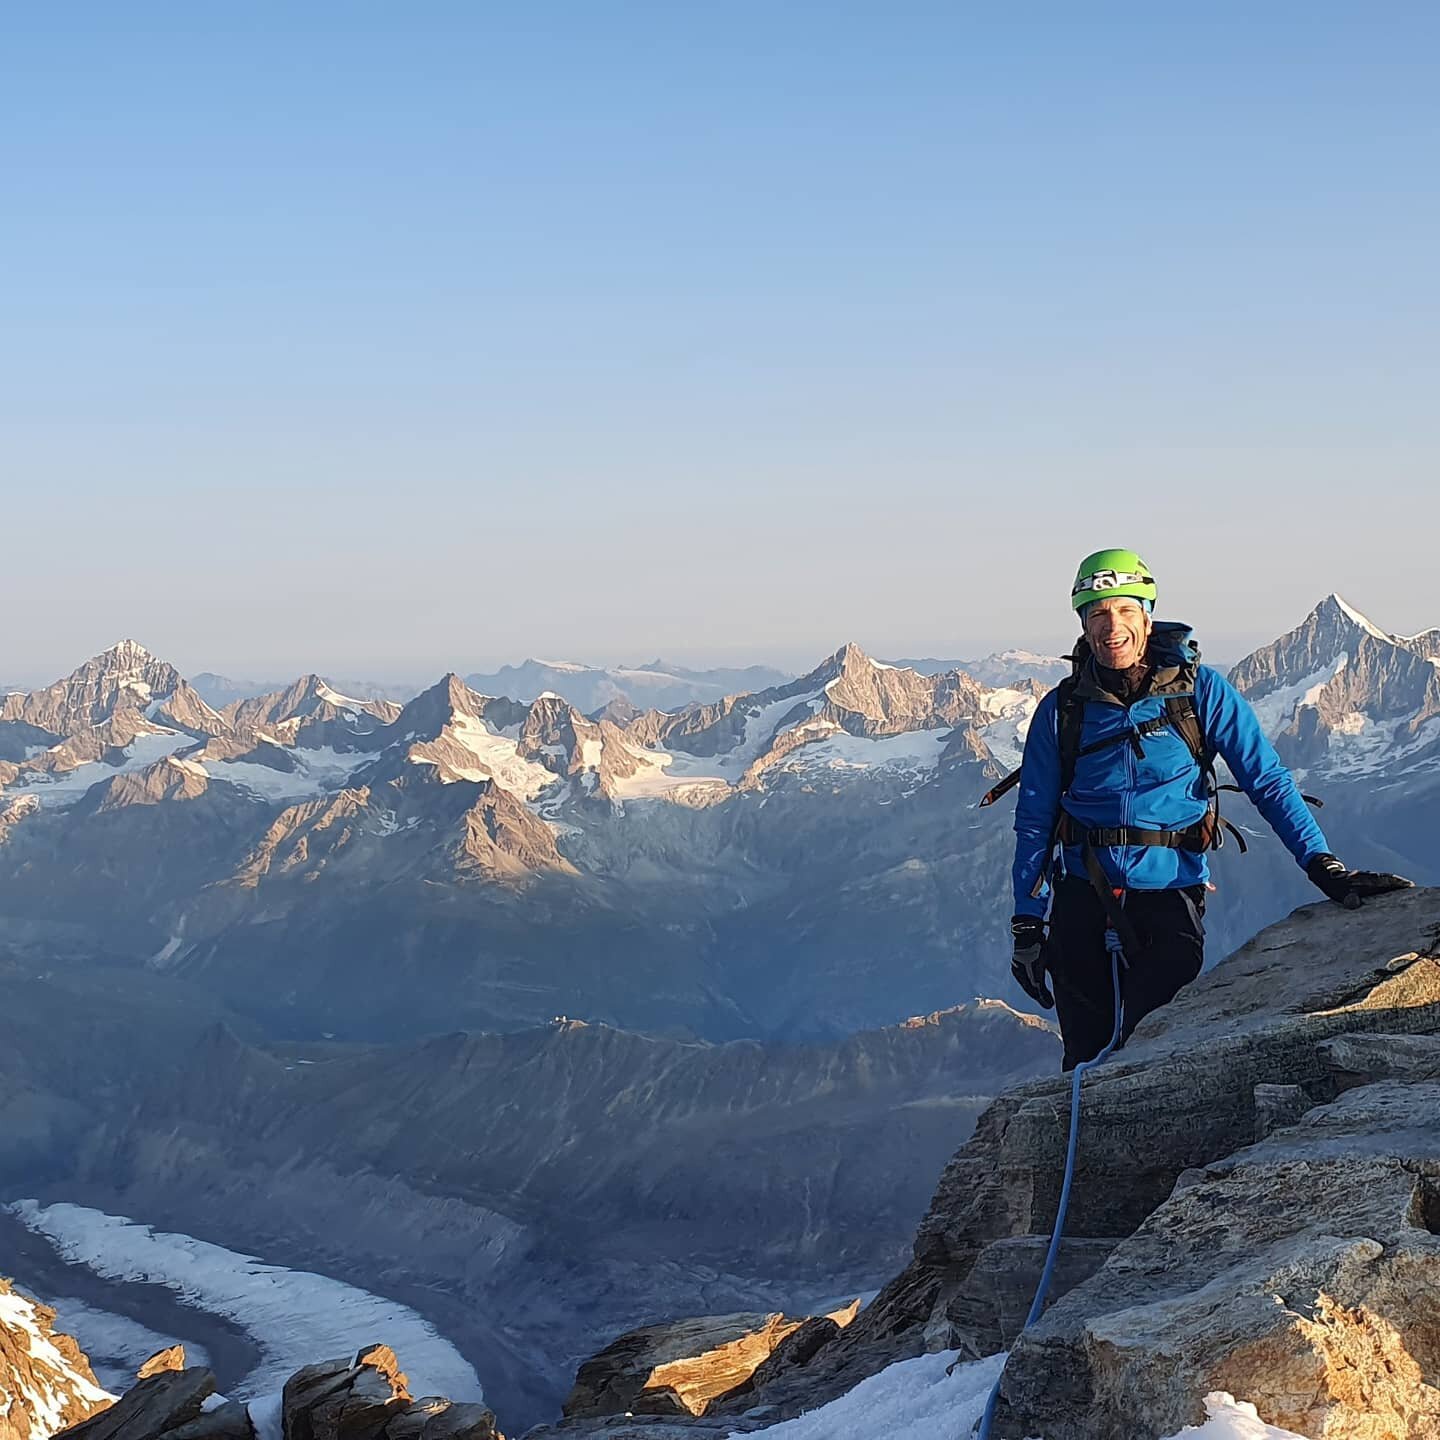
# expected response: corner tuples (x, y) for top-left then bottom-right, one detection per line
(1071, 548), (1157, 612)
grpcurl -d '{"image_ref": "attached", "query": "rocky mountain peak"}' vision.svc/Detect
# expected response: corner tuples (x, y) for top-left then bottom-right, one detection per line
(1228, 597), (1440, 775)
(1230, 593), (1405, 701)
(0, 641), (184, 737)
(78, 640), (180, 689)
(392, 674), (486, 740)
(225, 672), (401, 746)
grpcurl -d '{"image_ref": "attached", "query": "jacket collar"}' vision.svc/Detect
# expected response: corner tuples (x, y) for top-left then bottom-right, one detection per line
(1070, 650), (1184, 706)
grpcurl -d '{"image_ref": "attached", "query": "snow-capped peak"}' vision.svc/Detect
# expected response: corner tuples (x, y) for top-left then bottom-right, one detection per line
(1326, 593), (1390, 642)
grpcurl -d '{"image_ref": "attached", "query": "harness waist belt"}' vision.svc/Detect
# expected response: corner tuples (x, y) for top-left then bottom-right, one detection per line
(1057, 811), (1216, 852)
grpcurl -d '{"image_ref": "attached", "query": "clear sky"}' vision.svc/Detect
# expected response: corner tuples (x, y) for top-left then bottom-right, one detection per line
(3, 3), (1436, 683)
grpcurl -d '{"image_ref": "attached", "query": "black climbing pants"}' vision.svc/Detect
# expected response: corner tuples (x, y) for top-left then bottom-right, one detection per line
(1047, 874), (1206, 1071)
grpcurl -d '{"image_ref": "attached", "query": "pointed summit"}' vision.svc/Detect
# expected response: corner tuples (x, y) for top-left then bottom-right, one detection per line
(386, 675), (529, 753)
(796, 641), (879, 690)
(1230, 596), (1440, 777)
(1316, 593), (1390, 642)
(1231, 595), (1406, 703)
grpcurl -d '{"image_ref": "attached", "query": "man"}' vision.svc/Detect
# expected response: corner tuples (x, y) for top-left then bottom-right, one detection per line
(1009, 548), (1398, 1070)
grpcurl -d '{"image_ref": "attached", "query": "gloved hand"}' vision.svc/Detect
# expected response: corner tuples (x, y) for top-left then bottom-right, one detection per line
(1308, 854), (1361, 909)
(1011, 914), (1054, 1010)
(1306, 854), (1414, 910)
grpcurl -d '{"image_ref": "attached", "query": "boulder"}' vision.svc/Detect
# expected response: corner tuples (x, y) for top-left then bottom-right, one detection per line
(1252, 1083), (1314, 1139)
(710, 1317), (839, 1410)
(561, 1313), (807, 1420)
(56, 1369), (216, 1440)
(136, 1350), (186, 1382)
(282, 1346), (411, 1440)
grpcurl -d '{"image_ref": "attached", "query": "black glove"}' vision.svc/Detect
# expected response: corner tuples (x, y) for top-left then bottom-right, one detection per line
(1010, 914), (1054, 1010)
(1306, 854), (1414, 910)
(1308, 854), (1360, 909)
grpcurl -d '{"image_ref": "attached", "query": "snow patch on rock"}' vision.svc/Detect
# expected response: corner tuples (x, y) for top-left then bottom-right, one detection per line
(733, 1351), (1305, 1440)
(732, 1350), (1003, 1440)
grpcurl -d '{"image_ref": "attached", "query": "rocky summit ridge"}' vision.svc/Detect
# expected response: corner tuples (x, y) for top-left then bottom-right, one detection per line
(572, 886), (1439, 1439)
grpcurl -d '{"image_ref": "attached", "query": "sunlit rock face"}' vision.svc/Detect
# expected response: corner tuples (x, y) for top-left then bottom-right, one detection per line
(0, 1278), (112, 1440)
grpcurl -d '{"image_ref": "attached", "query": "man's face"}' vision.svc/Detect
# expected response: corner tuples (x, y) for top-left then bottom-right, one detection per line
(1083, 597), (1152, 670)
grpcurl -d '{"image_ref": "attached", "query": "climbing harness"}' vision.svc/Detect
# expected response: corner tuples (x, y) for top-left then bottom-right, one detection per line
(970, 912), (1128, 1439)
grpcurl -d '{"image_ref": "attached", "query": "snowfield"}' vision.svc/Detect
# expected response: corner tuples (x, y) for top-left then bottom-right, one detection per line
(407, 712), (557, 798)
(977, 687), (1036, 772)
(14, 729), (194, 809)
(730, 1350), (1306, 1440)
(785, 726), (951, 776)
(198, 746), (375, 801)
(9, 1201), (484, 1404)
(1246, 656), (1347, 736)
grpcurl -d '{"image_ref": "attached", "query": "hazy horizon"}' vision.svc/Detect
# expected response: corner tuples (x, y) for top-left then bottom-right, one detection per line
(0, 585), (1422, 692)
(3, 6), (1435, 680)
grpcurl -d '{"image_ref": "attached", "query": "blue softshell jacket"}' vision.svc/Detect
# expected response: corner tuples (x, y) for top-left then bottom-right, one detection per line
(1012, 624), (1331, 918)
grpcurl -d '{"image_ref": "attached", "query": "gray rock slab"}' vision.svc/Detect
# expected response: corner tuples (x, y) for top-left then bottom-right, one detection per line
(989, 1069), (1440, 1434)
(1317, 1031), (1440, 1087)
(57, 1368), (217, 1440)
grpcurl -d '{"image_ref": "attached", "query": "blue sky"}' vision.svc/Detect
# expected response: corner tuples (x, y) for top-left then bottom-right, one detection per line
(2, 4), (1436, 681)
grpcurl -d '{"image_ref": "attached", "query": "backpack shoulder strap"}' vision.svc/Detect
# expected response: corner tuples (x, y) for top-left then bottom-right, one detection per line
(1157, 662), (1212, 773)
(1163, 694), (1210, 769)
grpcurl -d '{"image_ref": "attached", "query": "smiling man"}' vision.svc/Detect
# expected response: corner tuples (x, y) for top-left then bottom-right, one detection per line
(1007, 548), (1401, 1070)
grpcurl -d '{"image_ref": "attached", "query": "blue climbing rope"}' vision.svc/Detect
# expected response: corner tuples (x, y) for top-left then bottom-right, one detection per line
(971, 925), (1127, 1439)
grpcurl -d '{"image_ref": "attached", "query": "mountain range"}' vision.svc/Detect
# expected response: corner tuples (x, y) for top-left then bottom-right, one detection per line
(0, 596), (1435, 1041)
